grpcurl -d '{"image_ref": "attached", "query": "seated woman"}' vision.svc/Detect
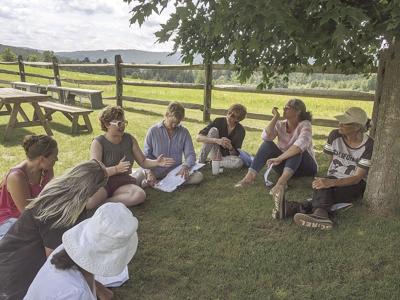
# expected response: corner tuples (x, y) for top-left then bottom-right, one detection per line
(197, 103), (247, 170)
(87, 106), (175, 209)
(25, 202), (138, 300)
(0, 160), (109, 300)
(0, 135), (58, 239)
(289, 107), (373, 230)
(235, 99), (318, 205)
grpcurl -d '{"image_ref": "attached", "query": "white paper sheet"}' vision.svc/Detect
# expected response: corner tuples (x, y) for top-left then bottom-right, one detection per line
(154, 162), (205, 192)
(95, 266), (129, 288)
(263, 164), (274, 187)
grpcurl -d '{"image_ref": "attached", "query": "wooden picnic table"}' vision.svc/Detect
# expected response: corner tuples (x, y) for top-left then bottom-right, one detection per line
(0, 88), (53, 141)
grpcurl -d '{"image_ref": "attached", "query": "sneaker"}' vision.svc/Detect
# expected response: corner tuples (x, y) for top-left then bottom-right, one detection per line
(271, 186), (285, 219)
(293, 213), (333, 230)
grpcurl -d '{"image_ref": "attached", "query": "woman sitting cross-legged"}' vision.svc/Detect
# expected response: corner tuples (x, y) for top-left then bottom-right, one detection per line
(24, 202), (139, 300)
(0, 160), (110, 300)
(87, 106), (175, 209)
(279, 107), (373, 230)
(235, 99), (318, 211)
(0, 135), (58, 240)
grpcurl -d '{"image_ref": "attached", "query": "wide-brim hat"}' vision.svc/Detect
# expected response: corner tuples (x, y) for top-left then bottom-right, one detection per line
(334, 107), (368, 126)
(62, 202), (138, 277)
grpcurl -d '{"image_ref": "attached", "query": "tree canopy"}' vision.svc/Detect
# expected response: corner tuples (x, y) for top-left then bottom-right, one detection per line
(126, 0), (400, 87)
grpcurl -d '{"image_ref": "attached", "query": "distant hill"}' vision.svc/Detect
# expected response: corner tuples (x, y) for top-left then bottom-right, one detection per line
(0, 44), (43, 58)
(56, 49), (203, 64)
(0, 44), (202, 64)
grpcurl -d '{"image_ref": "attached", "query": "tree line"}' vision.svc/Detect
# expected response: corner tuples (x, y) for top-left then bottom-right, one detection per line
(0, 47), (376, 92)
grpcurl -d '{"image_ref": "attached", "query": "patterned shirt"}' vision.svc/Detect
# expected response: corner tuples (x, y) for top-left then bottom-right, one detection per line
(323, 129), (374, 180)
(144, 121), (196, 178)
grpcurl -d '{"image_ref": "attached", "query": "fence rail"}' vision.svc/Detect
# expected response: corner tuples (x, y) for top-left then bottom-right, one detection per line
(0, 55), (375, 127)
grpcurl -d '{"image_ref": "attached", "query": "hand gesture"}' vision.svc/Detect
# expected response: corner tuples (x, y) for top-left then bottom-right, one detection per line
(146, 170), (158, 187)
(176, 165), (190, 180)
(156, 154), (176, 167)
(272, 107), (280, 118)
(115, 156), (130, 173)
(312, 177), (334, 190)
(218, 137), (232, 149)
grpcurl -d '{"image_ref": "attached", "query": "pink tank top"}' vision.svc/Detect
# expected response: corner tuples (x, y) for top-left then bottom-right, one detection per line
(0, 167), (50, 224)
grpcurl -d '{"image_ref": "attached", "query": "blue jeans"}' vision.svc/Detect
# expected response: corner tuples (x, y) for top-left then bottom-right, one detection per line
(249, 140), (317, 176)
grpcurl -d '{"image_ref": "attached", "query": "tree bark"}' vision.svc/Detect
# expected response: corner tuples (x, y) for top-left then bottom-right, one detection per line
(365, 40), (400, 215)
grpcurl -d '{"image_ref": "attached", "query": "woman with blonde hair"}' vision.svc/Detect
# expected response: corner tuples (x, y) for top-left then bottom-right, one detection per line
(88, 106), (175, 209)
(0, 160), (108, 300)
(0, 135), (58, 239)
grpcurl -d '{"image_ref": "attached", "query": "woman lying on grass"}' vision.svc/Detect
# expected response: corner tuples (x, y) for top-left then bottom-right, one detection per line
(0, 135), (58, 239)
(272, 107), (373, 230)
(87, 106), (175, 209)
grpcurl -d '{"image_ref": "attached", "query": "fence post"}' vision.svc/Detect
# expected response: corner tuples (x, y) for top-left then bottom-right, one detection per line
(115, 55), (123, 107)
(203, 63), (213, 122)
(52, 56), (61, 87)
(17, 55), (25, 82)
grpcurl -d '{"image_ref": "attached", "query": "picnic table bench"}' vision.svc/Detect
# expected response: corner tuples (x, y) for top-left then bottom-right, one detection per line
(0, 88), (52, 141)
(11, 82), (47, 94)
(47, 85), (103, 109)
(38, 101), (93, 134)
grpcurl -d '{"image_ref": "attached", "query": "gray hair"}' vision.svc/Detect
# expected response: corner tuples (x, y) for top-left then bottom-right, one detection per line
(26, 160), (108, 228)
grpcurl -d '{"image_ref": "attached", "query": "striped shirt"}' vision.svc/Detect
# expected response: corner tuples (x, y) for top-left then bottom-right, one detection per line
(144, 121), (196, 178)
(262, 120), (316, 165)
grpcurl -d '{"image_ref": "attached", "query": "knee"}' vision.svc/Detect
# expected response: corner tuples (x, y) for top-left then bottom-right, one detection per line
(207, 127), (219, 138)
(129, 187), (146, 205)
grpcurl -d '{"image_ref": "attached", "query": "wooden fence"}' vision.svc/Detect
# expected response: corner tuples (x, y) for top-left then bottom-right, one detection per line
(0, 55), (375, 127)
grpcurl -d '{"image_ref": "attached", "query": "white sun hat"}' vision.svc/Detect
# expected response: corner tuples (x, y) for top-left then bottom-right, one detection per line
(62, 202), (138, 277)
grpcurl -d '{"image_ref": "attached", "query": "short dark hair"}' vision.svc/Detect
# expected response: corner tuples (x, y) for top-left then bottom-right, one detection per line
(228, 104), (247, 122)
(51, 249), (77, 270)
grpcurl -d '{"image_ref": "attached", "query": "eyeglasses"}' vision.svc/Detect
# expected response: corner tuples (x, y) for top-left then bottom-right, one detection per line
(109, 120), (128, 127)
(283, 105), (293, 110)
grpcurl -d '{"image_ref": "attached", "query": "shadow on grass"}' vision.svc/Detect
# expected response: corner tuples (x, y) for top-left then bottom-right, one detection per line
(0, 125), (37, 147)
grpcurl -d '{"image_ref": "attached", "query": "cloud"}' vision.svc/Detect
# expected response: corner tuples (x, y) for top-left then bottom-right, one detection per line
(0, 0), (175, 52)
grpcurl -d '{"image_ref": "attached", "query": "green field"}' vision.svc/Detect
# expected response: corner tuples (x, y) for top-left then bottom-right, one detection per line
(1, 66), (399, 299)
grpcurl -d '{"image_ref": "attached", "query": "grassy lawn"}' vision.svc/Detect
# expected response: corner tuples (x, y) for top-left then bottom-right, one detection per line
(1, 67), (399, 299)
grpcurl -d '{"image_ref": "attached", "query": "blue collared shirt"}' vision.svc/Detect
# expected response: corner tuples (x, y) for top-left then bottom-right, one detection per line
(144, 121), (196, 178)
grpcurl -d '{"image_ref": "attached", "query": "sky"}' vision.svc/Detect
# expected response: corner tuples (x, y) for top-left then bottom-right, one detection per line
(0, 0), (174, 52)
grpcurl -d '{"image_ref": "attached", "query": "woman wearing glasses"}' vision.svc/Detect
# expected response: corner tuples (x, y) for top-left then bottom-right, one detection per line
(87, 106), (175, 209)
(235, 99), (317, 216)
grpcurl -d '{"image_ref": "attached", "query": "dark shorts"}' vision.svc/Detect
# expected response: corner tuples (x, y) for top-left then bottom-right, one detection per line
(105, 174), (136, 197)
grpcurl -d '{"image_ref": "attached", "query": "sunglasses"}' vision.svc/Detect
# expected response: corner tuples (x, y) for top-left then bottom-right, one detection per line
(109, 120), (128, 127)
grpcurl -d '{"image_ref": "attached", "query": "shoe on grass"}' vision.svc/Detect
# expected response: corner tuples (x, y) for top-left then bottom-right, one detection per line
(234, 179), (254, 188)
(271, 186), (285, 219)
(293, 213), (333, 230)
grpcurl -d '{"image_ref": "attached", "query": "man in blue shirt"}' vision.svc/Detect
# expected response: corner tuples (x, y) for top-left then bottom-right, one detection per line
(134, 102), (203, 188)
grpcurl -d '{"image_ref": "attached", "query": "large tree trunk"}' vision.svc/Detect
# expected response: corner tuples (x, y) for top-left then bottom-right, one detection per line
(365, 40), (400, 215)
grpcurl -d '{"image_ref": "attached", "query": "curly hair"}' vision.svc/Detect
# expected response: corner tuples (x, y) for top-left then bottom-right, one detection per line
(99, 106), (125, 131)
(22, 135), (57, 159)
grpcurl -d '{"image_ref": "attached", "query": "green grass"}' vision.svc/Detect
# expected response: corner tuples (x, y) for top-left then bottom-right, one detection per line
(1, 67), (399, 299)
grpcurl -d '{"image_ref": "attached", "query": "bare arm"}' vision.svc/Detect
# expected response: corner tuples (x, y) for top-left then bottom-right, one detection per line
(267, 145), (302, 166)
(132, 136), (175, 169)
(313, 167), (367, 189)
(7, 172), (32, 213)
(264, 107), (280, 139)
